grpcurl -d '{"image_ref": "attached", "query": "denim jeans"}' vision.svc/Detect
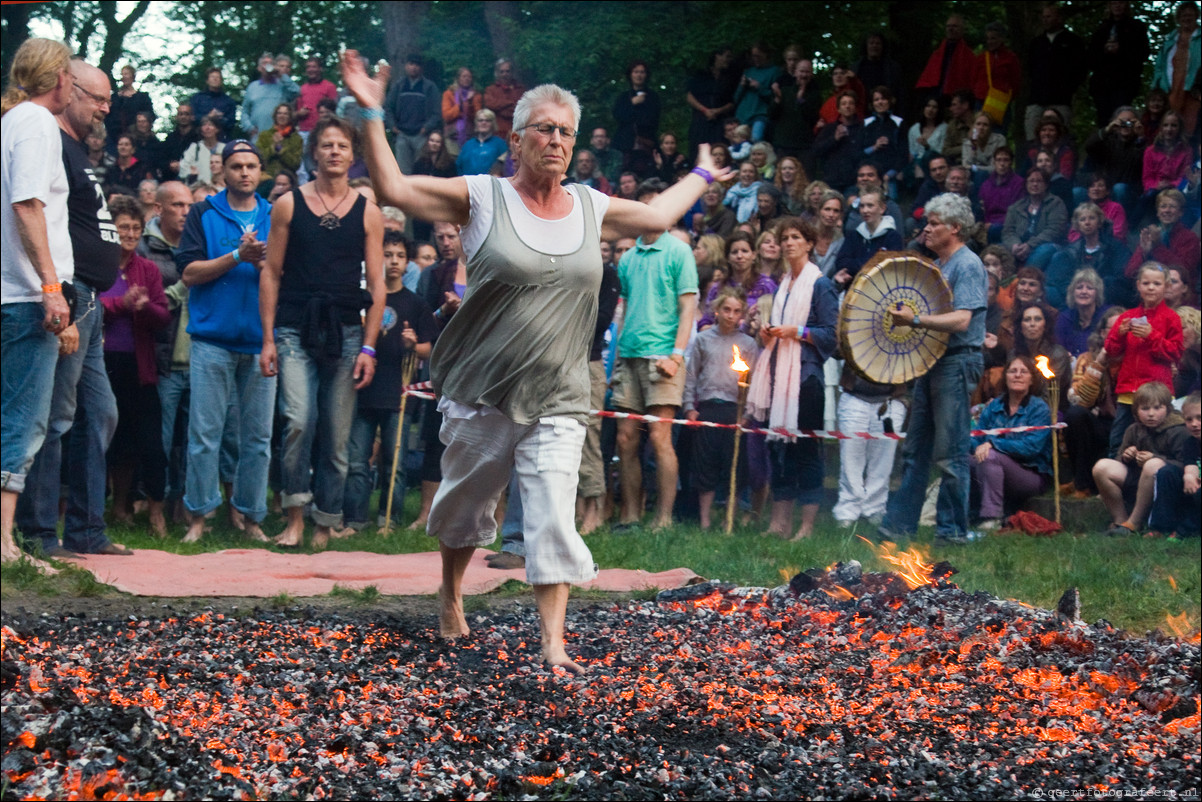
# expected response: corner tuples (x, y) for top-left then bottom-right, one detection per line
(1, 303), (60, 493)
(1025, 242), (1057, 272)
(500, 470), (525, 556)
(344, 406), (412, 528)
(16, 283), (118, 554)
(158, 369), (189, 500)
(276, 326), (361, 528)
(883, 350), (983, 539)
(184, 339), (276, 521)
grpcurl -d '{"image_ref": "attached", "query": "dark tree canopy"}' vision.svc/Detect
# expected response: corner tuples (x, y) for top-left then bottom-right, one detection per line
(2, 0), (1178, 147)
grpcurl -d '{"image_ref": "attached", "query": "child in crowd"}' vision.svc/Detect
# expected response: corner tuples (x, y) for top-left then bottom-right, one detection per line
(1101, 262), (1185, 457)
(723, 162), (763, 223)
(683, 288), (758, 529)
(1147, 392), (1201, 539)
(728, 124), (752, 162)
(343, 231), (437, 530)
(1092, 381), (1189, 536)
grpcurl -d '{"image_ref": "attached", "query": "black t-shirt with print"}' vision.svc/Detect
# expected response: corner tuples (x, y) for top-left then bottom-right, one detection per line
(61, 132), (120, 292)
(358, 287), (438, 410)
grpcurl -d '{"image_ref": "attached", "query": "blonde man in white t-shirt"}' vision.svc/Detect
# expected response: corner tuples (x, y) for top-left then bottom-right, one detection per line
(1, 38), (75, 569)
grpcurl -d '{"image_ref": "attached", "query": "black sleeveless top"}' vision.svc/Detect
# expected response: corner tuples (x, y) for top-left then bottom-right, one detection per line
(278, 187), (367, 327)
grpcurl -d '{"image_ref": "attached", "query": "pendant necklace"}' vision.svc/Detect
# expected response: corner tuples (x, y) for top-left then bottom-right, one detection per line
(316, 186), (351, 229)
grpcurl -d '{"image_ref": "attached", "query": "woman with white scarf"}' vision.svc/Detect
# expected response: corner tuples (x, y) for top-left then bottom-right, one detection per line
(747, 218), (839, 540)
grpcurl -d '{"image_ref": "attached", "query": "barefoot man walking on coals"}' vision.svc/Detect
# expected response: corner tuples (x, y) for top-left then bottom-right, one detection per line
(341, 52), (732, 673)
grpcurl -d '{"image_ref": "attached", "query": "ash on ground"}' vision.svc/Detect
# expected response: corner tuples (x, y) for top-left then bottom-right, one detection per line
(2, 572), (1198, 800)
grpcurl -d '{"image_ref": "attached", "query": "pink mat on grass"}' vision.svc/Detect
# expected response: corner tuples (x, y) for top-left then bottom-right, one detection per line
(69, 549), (700, 598)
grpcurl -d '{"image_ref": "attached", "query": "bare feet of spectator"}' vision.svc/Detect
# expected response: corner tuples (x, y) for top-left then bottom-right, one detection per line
(274, 507), (305, 547)
(789, 503), (818, 542)
(330, 525), (355, 540)
(407, 516), (428, 531)
(578, 497), (602, 535)
(182, 514), (209, 544)
(311, 528), (329, 551)
(148, 501), (167, 538)
(244, 523), (270, 542)
(229, 506), (246, 531)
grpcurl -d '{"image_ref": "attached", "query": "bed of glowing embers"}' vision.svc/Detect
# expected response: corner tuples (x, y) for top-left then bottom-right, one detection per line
(2, 548), (1198, 800)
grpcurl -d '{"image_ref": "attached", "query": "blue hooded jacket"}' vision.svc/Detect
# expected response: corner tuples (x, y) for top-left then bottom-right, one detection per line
(175, 189), (272, 354)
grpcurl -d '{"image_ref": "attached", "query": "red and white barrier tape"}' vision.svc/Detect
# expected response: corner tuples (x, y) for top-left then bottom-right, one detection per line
(399, 384), (1065, 441)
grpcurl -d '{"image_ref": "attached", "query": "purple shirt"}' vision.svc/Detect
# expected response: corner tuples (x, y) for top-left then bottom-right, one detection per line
(101, 272), (136, 353)
(979, 171), (1025, 226)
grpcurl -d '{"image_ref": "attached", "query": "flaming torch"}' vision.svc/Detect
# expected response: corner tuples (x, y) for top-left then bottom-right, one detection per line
(1035, 355), (1060, 525)
(725, 345), (751, 534)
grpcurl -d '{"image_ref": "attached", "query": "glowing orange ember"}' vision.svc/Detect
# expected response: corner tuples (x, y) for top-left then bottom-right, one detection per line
(1035, 355), (1055, 379)
(730, 345), (749, 373)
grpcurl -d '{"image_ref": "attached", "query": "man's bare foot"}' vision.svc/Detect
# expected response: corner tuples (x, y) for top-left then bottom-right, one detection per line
(438, 585), (470, 639)
(244, 524), (270, 542)
(311, 529), (329, 551)
(2, 541), (57, 574)
(329, 525), (355, 540)
(407, 516), (428, 531)
(132, 499), (149, 514)
(650, 516), (673, 531)
(579, 499), (602, 536)
(789, 529), (813, 542)
(182, 516), (208, 544)
(542, 645), (587, 675)
(111, 508), (134, 525)
(229, 507), (246, 532)
(148, 502), (167, 538)
(274, 515), (305, 547)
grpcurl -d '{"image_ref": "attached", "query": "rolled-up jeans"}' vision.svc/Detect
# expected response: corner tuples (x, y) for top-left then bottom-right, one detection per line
(276, 326), (361, 528)
(1, 302), (60, 494)
(16, 282), (118, 554)
(883, 349), (983, 539)
(184, 339), (276, 522)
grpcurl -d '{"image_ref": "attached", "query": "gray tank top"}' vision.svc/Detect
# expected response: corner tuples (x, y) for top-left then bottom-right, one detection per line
(430, 178), (602, 425)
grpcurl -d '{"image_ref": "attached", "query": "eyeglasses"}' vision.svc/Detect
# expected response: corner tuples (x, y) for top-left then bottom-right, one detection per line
(73, 81), (110, 107)
(521, 123), (577, 140)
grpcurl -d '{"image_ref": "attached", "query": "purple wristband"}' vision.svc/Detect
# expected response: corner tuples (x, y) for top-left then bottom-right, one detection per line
(360, 345), (377, 358)
(690, 167), (714, 184)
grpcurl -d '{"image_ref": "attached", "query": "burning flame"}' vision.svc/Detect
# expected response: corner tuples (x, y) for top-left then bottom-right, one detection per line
(1165, 611), (1193, 639)
(730, 344), (749, 373)
(821, 585), (857, 602)
(859, 537), (935, 590)
(1035, 355), (1055, 379)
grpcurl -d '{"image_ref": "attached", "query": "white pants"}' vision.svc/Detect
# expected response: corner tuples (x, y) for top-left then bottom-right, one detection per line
(428, 404), (597, 586)
(832, 393), (905, 523)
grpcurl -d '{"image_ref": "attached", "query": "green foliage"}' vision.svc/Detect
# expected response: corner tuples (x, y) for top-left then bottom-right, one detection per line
(329, 583), (382, 604)
(269, 590), (295, 609)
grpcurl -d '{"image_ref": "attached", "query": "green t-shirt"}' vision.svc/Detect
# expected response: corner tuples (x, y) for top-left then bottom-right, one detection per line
(616, 233), (698, 359)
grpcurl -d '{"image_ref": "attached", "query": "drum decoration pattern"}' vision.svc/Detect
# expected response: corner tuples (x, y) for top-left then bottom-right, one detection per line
(837, 252), (954, 385)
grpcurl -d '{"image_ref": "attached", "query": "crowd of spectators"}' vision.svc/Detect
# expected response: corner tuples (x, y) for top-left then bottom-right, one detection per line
(3, 2), (1200, 569)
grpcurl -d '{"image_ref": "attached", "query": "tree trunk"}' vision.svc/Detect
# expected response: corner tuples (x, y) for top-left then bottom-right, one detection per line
(97, 0), (151, 78)
(1, 3), (34, 77)
(483, 1), (519, 71)
(381, 0), (428, 73)
(888, 0), (935, 122)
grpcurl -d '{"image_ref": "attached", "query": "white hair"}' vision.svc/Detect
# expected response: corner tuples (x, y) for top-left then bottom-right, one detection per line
(512, 84), (581, 138)
(924, 193), (975, 234)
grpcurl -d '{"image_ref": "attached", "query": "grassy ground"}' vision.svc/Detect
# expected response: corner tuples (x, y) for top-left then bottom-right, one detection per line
(3, 488), (1197, 636)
